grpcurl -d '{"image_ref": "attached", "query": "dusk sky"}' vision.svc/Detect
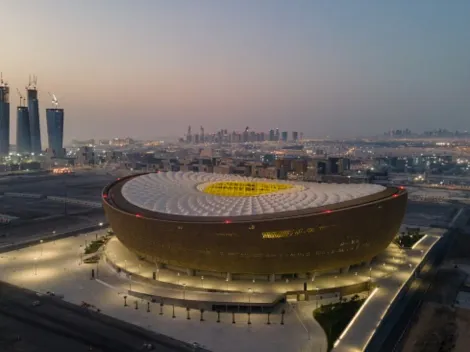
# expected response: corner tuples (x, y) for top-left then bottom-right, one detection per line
(2, 0), (470, 143)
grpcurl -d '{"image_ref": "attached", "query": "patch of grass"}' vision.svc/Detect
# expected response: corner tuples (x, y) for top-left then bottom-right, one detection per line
(84, 236), (111, 255)
(394, 233), (424, 248)
(314, 296), (365, 351)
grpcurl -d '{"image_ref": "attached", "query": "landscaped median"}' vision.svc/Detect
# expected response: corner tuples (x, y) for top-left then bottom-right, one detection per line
(83, 235), (112, 263)
(313, 294), (366, 351)
(394, 227), (424, 248)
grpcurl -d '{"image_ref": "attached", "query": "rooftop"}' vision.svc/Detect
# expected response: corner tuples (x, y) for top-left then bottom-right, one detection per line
(120, 172), (386, 217)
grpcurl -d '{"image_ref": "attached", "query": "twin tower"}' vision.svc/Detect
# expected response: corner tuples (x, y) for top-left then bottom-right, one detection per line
(0, 75), (65, 158)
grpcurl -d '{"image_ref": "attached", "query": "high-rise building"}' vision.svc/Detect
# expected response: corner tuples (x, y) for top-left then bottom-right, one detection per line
(275, 128), (280, 141)
(292, 131), (299, 142)
(27, 77), (41, 153)
(0, 78), (10, 156)
(186, 125), (192, 144)
(46, 108), (65, 157)
(16, 106), (31, 154)
(200, 126), (205, 143)
(269, 129), (275, 141)
(281, 131), (288, 142)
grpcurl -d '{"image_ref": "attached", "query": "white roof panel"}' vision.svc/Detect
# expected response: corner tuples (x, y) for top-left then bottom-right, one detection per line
(121, 172), (386, 217)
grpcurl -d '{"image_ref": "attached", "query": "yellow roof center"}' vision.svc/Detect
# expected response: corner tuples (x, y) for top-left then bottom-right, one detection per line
(202, 181), (293, 197)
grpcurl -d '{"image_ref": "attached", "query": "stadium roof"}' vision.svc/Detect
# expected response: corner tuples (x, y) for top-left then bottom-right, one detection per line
(120, 172), (386, 217)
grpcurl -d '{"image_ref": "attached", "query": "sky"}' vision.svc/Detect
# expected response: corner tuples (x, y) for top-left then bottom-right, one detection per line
(2, 0), (470, 143)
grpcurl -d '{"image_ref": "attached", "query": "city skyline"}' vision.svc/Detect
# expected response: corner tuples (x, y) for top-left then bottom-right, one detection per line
(2, 0), (470, 143)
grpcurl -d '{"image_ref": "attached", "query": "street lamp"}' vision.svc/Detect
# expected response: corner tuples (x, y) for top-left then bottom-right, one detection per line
(201, 276), (204, 288)
(129, 274), (132, 291)
(248, 288), (252, 313)
(34, 257), (38, 275)
(182, 283), (186, 300)
(177, 272), (180, 285)
(225, 277), (229, 291)
(40, 240), (44, 257)
(97, 222), (103, 240)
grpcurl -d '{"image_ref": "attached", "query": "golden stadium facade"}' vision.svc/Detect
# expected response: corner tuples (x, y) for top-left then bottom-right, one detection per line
(102, 172), (407, 277)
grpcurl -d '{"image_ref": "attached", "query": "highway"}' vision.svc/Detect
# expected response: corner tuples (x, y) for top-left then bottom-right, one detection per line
(0, 281), (198, 352)
(364, 209), (469, 352)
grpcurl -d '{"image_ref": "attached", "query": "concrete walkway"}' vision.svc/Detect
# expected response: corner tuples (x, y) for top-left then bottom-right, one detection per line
(105, 236), (408, 298)
(332, 229), (445, 352)
(0, 232), (327, 352)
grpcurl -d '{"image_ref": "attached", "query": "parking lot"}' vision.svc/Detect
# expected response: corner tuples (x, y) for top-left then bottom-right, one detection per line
(404, 201), (458, 228)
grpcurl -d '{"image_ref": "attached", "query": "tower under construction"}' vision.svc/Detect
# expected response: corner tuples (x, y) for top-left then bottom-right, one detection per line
(46, 93), (64, 157)
(0, 74), (10, 156)
(26, 75), (41, 153)
(16, 88), (31, 154)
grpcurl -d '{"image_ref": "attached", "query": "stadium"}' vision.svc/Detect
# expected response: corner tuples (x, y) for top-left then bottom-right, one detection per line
(102, 172), (407, 281)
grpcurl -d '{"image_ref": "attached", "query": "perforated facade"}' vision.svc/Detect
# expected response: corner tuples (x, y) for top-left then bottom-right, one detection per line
(103, 172), (407, 275)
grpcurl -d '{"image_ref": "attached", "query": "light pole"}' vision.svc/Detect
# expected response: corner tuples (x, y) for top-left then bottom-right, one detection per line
(52, 231), (56, 245)
(129, 274), (132, 291)
(248, 288), (252, 315)
(201, 276), (204, 289)
(182, 283), (186, 300)
(40, 240), (44, 257)
(177, 272), (180, 285)
(34, 257), (38, 276)
(225, 278), (229, 291)
(97, 222), (103, 240)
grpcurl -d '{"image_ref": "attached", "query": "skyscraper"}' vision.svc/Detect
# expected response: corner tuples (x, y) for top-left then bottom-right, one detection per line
(46, 108), (65, 157)
(292, 131), (299, 142)
(281, 131), (288, 142)
(0, 77), (10, 156)
(269, 129), (275, 141)
(16, 106), (31, 154)
(26, 76), (41, 153)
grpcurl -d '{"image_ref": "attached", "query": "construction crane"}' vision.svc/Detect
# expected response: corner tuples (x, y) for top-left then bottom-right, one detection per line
(48, 92), (59, 108)
(26, 74), (38, 90)
(16, 88), (25, 106)
(0, 72), (8, 87)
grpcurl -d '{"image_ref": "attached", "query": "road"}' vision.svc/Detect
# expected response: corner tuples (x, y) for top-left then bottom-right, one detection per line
(364, 208), (469, 352)
(0, 281), (197, 352)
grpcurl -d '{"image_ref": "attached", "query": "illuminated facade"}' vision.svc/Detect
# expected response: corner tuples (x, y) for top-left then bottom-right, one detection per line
(103, 173), (407, 277)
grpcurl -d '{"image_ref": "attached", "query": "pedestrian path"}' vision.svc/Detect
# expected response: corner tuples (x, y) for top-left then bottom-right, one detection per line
(0, 232), (327, 352)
